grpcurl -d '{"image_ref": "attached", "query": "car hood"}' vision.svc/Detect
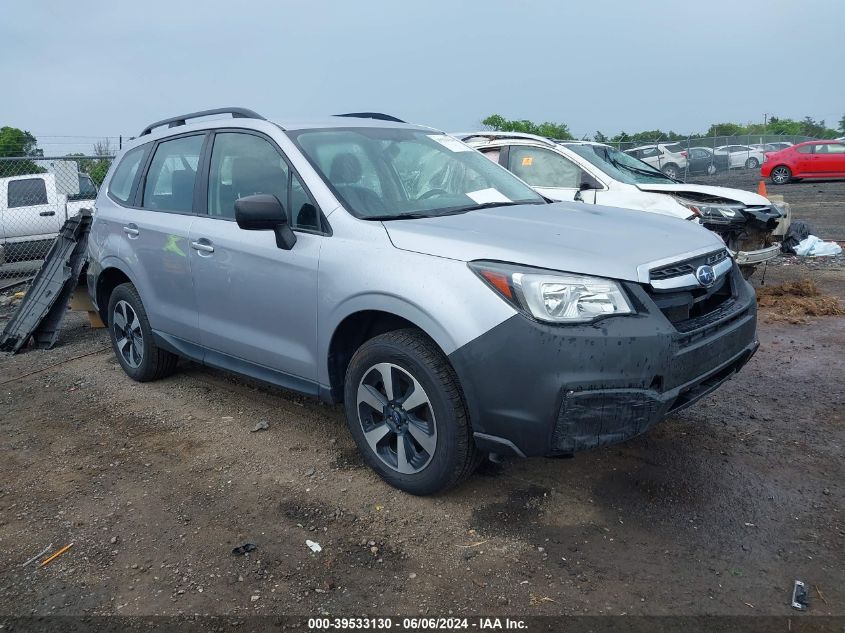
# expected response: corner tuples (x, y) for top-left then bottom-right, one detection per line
(383, 202), (725, 283)
(635, 183), (770, 206)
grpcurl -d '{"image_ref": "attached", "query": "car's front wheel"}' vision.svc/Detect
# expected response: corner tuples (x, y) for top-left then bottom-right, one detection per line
(745, 157), (759, 169)
(107, 283), (178, 382)
(343, 329), (481, 495)
(770, 165), (792, 184)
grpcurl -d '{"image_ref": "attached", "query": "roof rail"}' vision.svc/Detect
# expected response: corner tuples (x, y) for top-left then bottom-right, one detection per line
(334, 112), (406, 123)
(453, 131), (557, 146)
(139, 107), (266, 136)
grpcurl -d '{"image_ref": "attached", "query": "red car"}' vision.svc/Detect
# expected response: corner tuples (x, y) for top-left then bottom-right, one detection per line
(761, 139), (845, 184)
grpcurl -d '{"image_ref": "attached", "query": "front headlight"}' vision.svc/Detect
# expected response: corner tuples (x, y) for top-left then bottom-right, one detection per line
(469, 262), (633, 323)
(677, 198), (741, 220)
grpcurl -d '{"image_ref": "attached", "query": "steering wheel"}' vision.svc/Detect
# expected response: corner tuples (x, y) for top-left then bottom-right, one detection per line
(416, 188), (450, 200)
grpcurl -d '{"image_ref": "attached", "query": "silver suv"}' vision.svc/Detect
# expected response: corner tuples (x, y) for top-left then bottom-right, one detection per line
(88, 108), (759, 495)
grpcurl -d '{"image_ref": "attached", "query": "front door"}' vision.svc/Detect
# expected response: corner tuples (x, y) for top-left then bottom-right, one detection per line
(506, 145), (582, 201)
(188, 131), (323, 383)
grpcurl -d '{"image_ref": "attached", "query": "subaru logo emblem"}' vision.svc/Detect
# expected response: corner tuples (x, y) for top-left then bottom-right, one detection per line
(696, 265), (716, 287)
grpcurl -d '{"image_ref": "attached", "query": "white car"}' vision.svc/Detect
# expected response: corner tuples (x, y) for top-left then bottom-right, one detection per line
(715, 145), (767, 169)
(457, 132), (782, 267)
(624, 143), (688, 179)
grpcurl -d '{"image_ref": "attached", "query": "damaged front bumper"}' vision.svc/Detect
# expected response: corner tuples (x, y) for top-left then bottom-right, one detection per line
(448, 265), (759, 458)
(733, 243), (781, 265)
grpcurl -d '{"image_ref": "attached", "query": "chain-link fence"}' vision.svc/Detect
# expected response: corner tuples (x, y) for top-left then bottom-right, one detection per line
(596, 134), (818, 182)
(0, 155), (113, 288)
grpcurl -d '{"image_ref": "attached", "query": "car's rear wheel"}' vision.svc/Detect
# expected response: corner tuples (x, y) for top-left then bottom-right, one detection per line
(770, 165), (792, 184)
(745, 157), (759, 169)
(661, 163), (680, 179)
(343, 329), (481, 495)
(706, 163), (717, 175)
(107, 283), (178, 382)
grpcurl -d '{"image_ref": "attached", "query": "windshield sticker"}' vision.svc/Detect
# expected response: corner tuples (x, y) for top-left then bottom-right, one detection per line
(466, 188), (512, 204)
(521, 156), (534, 166)
(428, 134), (472, 152)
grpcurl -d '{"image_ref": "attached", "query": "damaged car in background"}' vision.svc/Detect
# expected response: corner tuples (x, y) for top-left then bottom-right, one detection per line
(459, 133), (782, 274)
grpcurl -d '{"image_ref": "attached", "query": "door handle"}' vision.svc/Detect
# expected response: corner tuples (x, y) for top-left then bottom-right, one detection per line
(123, 225), (140, 237)
(190, 240), (214, 253)
(40, 211), (56, 217)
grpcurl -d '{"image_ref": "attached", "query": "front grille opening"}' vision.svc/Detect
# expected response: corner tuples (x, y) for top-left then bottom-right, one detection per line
(649, 249), (728, 282)
(648, 274), (735, 331)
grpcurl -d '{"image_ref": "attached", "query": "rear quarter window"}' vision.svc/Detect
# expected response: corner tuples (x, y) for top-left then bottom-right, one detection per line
(109, 146), (147, 204)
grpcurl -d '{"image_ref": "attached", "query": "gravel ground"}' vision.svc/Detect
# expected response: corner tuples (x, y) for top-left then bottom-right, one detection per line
(0, 262), (843, 619)
(685, 168), (845, 241)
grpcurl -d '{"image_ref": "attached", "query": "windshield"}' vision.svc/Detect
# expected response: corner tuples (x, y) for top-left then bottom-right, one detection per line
(288, 127), (544, 219)
(563, 144), (674, 185)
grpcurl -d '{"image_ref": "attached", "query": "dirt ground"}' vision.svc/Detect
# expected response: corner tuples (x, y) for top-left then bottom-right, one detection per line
(1, 258), (844, 618)
(687, 168), (845, 241)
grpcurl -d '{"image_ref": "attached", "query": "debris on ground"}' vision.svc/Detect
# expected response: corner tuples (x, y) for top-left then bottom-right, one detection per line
(251, 420), (269, 433)
(794, 235), (843, 258)
(756, 279), (845, 322)
(38, 543), (73, 568)
(305, 540), (322, 553)
(791, 580), (809, 611)
(231, 543), (257, 556)
(20, 543), (52, 568)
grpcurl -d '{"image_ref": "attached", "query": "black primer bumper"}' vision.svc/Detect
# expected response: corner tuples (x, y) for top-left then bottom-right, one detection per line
(448, 266), (758, 457)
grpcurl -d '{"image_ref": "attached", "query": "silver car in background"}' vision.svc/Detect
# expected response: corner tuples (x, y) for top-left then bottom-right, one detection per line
(87, 108), (759, 494)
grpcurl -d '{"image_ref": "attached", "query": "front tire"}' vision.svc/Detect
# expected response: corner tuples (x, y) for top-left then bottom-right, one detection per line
(343, 329), (481, 495)
(745, 157), (759, 169)
(770, 165), (791, 184)
(107, 283), (178, 382)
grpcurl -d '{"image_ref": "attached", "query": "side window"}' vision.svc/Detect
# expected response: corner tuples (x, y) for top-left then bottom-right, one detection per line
(796, 145), (813, 154)
(508, 147), (582, 188)
(826, 143), (845, 154)
(109, 146), (146, 204)
(142, 135), (204, 212)
(480, 149), (501, 164)
(8, 178), (48, 208)
(208, 132), (320, 230)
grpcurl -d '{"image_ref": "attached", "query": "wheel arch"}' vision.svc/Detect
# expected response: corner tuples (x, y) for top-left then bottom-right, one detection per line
(91, 259), (137, 324)
(323, 301), (461, 404)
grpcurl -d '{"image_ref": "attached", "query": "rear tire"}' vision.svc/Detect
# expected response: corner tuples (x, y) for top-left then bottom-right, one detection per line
(343, 329), (481, 495)
(107, 283), (178, 382)
(745, 157), (759, 169)
(770, 165), (791, 184)
(662, 163), (680, 179)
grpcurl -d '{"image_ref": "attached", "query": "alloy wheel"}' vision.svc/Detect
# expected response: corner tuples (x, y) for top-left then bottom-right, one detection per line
(356, 362), (437, 474)
(772, 166), (790, 184)
(113, 299), (144, 368)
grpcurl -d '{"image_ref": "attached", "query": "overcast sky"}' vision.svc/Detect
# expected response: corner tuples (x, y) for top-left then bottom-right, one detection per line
(2, 0), (843, 153)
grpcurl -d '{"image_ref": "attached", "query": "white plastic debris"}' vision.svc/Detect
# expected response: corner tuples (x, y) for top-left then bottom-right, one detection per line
(795, 235), (843, 257)
(305, 539), (322, 553)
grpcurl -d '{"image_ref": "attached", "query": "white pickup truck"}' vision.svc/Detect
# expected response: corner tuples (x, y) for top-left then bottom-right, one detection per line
(0, 170), (96, 268)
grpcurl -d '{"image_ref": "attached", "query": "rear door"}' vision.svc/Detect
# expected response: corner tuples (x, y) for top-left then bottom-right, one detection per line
(122, 133), (204, 342)
(188, 130), (323, 384)
(505, 145), (584, 200)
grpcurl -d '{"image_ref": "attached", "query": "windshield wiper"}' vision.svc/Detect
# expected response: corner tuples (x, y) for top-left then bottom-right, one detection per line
(605, 153), (673, 181)
(364, 201), (534, 221)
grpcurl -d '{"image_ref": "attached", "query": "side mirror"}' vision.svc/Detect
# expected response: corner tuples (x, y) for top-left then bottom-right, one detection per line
(235, 194), (296, 250)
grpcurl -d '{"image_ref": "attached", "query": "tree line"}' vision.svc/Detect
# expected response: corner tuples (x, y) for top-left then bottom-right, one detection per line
(482, 113), (845, 144)
(0, 126), (112, 183)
